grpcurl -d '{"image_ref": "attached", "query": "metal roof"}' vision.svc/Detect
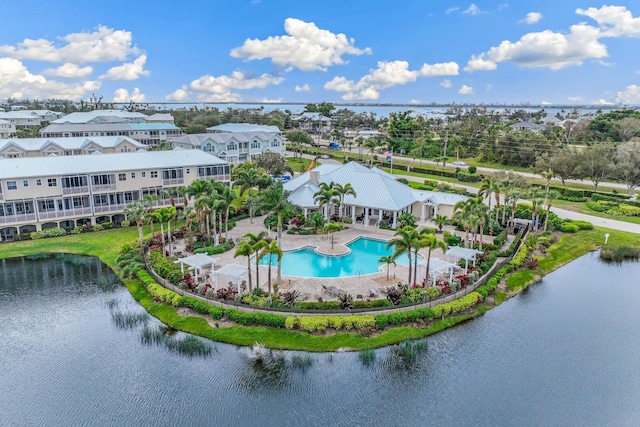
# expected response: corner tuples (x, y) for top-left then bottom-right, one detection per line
(0, 150), (226, 179)
(412, 190), (467, 206)
(51, 110), (148, 124)
(169, 131), (281, 147)
(206, 123), (281, 133)
(445, 246), (483, 261)
(417, 258), (459, 274)
(41, 122), (180, 133)
(0, 136), (145, 152)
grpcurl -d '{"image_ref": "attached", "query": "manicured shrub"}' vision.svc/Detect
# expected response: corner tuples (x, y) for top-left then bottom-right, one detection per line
(560, 222), (579, 233)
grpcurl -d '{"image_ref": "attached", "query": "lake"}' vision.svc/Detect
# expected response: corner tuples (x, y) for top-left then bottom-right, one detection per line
(1, 252), (639, 426)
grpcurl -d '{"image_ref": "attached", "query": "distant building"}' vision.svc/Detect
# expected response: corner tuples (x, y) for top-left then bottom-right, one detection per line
(343, 129), (381, 146)
(0, 150), (229, 240)
(0, 110), (64, 128)
(509, 121), (544, 134)
(40, 123), (183, 145)
(51, 110), (149, 124)
(169, 131), (285, 164)
(0, 136), (146, 159)
(0, 120), (16, 139)
(291, 112), (331, 134)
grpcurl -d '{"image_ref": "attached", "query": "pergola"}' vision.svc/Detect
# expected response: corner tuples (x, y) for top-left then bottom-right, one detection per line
(173, 254), (219, 283)
(417, 258), (459, 285)
(212, 263), (248, 292)
(445, 246), (484, 271)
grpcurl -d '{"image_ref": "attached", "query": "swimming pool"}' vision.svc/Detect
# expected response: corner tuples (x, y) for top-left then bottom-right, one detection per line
(259, 236), (411, 278)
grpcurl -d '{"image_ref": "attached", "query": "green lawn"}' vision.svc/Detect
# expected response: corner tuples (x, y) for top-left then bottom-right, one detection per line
(552, 199), (640, 225)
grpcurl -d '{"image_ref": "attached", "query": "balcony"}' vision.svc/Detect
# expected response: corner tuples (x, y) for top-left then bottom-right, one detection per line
(0, 213), (37, 224)
(93, 203), (126, 213)
(0, 192), (3, 201)
(162, 178), (184, 186)
(62, 186), (89, 195)
(92, 183), (117, 192)
(38, 207), (93, 219)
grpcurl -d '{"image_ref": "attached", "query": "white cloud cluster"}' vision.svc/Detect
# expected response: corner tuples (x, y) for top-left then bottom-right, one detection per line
(615, 84), (640, 104)
(465, 23), (607, 71)
(524, 12), (542, 24)
(0, 25), (138, 64)
(576, 5), (640, 38)
(440, 79), (453, 88)
(42, 63), (94, 79)
(166, 71), (284, 102)
(325, 60), (459, 100)
(230, 18), (371, 71)
(458, 85), (474, 95)
(463, 4), (482, 15)
(0, 57), (100, 100)
(101, 55), (150, 80)
(113, 87), (146, 102)
(295, 83), (310, 92)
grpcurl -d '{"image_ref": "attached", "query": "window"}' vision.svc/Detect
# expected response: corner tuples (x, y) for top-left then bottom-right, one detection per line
(227, 142), (237, 150)
(48, 178), (57, 187)
(142, 172), (146, 178)
(131, 173), (136, 179)
(251, 140), (261, 149)
(36, 179), (42, 186)
(22, 180), (28, 187)
(150, 171), (158, 179)
(6, 181), (17, 191)
(119, 173), (126, 181)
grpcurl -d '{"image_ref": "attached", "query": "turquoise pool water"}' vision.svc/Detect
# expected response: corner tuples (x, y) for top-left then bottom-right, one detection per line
(259, 237), (410, 278)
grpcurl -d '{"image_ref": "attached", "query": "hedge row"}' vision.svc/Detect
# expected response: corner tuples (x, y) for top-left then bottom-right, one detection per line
(224, 308), (286, 328)
(285, 315), (376, 333)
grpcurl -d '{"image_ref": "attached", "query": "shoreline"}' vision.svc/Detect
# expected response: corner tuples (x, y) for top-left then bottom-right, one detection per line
(2, 225), (637, 351)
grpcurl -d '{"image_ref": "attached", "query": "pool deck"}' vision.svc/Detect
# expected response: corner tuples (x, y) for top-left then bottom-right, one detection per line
(179, 215), (493, 301)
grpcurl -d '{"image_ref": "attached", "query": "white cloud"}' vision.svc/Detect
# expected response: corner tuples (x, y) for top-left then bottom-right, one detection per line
(576, 5), (640, 38)
(295, 83), (310, 92)
(165, 88), (188, 101)
(445, 7), (460, 14)
(466, 23), (607, 71)
(486, 84), (493, 91)
(524, 12), (542, 24)
(0, 57), (100, 100)
(463, 4), (482, 15)
(167, 71), (284, 102)
(594, 98), (614, 105)
(325, 60), (458, 100)
(567, 96), (583, 102)
(113, 87), (146, 103)
(440, 79), (453, 88)
(101, 55), (150, 80)
(410, 99), (421, 104)
(230, 18), (371, 71)
(464, 54), (498, 72)
(458, 85), (474, 95)
(615, 84), (640, 104)
(42, 63), (93, 78)
(259, 97), (283, 103)
(0, 26), (138, 64)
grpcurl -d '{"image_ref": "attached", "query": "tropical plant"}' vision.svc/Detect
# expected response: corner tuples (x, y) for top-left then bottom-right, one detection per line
(232, 162), (271, 223)
(244, 231), (268, 291)
(324, 222), (342, 249)
(418, 231), (448, 286)
(124, 200), (148, 249)
(434, 214), (449, 232)
(333, 182), (357, 222)
(396, 212), (417, 229)
(258, 240), (283, 296)
(337, 292), (354, 310)
(378, 255), (396, 281)
(234, 241), (254, 292)
(387, 225), (419, 285)
(313, 181), (340, 219)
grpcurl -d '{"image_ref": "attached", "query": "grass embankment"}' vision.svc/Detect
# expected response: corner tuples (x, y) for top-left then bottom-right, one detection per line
(504, 227), (640, 293)
(0, 226), (479, 351)
(552, 199), (640, 225)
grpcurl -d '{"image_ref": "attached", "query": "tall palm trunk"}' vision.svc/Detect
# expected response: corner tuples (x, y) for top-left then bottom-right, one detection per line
(276, 215), (283, 285)
(267, 254), (273, 296)
(254, 249), (260, 290)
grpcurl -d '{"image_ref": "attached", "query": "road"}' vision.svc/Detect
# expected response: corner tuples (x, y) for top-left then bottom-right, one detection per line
(291, 151), (640, 235)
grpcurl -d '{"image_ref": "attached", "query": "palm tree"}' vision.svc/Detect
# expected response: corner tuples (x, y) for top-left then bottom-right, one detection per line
(543, 189), (560, 232)
(194, 195), (213, 237)
(124, 200), (147, 249)
(454, 198), (481, 248)
(333, 182), (357, 222)
(244, 231), (268, 291)
(419, 231), (448, 286)
(325, 222), (342, 249)
(217, 185), (238, 240)
(232, 163), (271, 223)
(234, 241), (254, 293)
(472, 202), (490, 248)
(258, 240), (282, 296)
(479, 177), (497, 213)
(378, 255), (396, 281)
(151, 206), (176, 257)
(387, 225), (419, 286)
(434, 214), (449, 233)
(256, 180), (296, 285)
(313, 182), (339, 219)
(500, 178), (513, 225)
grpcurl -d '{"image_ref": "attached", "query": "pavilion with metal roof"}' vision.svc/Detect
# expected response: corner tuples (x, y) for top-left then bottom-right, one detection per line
(212, 264), (248, 292)
(445, 246), (484, 270)
(173, 254), (219, 283)
(416, 258), (460, 285)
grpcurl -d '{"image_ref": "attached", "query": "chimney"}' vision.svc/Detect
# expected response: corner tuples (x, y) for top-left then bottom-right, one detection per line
(309, 170), (320, 184)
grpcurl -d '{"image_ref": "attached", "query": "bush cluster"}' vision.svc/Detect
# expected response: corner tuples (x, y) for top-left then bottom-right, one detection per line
(148, 250), (185, 284)
(285, 315), (376, 333)
(31, 227), (67, 240)
(225, 309), (286, 328)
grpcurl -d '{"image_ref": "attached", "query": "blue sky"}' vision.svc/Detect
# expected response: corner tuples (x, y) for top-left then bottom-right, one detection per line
(1, 1), (640, 105)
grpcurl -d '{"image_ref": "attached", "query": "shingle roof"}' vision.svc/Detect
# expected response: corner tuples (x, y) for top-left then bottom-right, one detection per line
(0, 150), (225, 180)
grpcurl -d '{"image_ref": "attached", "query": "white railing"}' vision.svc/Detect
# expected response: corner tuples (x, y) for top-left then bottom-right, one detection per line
(62, 186), (89, 195)
(92, 183), (117, 192)
(0, 213), (37, 224)
(93, 204), (126, 213)
(162, 178), (184, 186)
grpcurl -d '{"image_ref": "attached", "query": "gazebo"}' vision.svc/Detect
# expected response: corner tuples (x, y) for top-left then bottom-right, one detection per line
(173, 254), (219, 283)
(445, 246), (484, 271)
(417, 258), (459, 285)
(212, 264), (248, 292)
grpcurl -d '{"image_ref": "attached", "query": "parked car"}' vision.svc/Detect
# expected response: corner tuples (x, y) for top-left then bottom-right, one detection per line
(453, 161), (467, 166)
(329, 142), (342, 150)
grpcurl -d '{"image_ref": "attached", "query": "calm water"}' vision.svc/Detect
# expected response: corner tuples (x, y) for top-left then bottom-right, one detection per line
(259, 237), (411, 277)
(1, 252), (640, 426)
